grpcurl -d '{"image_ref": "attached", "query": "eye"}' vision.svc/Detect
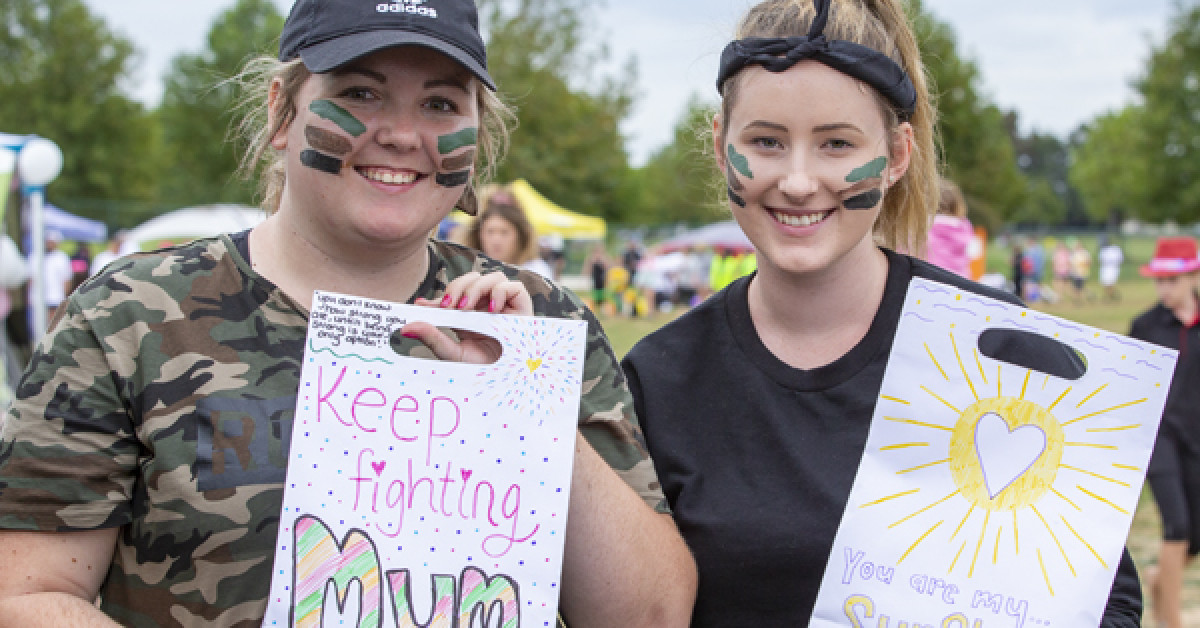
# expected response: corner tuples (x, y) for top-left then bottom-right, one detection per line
(825, 138), (854, 150)
(426, 97), (460, 114)
(337, 86), (376, 102)
(752, 137), (783, 150)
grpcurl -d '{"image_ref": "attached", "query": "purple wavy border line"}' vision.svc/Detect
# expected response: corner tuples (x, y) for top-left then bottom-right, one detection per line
(913, 282), (954, 295)
(903, 312), (935, 323)
(1072, 338), (1111, 352)
(933, 303), (979, 317)
(1101, 368), (1139, 381)
(1135, 360), (1163, 371)
(1002, 318), (1038, 332)
(966, 296), (1008, 309)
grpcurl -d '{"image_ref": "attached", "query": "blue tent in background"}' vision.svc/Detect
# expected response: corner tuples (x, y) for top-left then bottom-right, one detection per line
(42, 204), (107, 242)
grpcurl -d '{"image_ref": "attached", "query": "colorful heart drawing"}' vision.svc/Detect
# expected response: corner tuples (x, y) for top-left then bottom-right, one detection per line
(974, 412), (1047, 499)
(525, 358), (542, 373)
(370, 461), (386, 476)
(460, 469), (473, 482)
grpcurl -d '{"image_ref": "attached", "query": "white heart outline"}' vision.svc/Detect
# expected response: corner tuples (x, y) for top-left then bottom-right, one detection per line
(974, 412), (1047, 499)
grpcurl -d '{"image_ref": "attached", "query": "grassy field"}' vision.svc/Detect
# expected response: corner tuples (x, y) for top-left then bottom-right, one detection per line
(595, 246), (1191, 624)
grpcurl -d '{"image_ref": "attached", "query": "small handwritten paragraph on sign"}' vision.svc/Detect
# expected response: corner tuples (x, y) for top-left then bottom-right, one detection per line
(264, 291), (586, 628)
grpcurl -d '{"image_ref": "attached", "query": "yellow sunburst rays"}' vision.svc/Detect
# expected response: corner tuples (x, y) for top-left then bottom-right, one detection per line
(863, 329), (1145, 594)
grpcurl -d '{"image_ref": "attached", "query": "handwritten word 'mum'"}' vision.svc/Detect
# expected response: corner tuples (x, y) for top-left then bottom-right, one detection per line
(291, 515), (520, 628)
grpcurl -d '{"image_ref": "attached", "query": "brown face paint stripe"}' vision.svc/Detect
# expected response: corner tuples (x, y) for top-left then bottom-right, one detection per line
(843, 188), (882, 210)
(305, 125), (352, 156)
(309, 100), (366, 137)
(440, 147), (477, 172)
(728, 186), (746, 208)
(300, 149), (342, 175)
(845, 156), (888, 183)
(725, 163), (745, 192)
(436, 169), (471, 187)
(438, 127), (478, 154)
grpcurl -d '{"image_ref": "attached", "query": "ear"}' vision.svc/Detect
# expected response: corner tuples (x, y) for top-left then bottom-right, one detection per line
(267, 78), (290, 151)
(713, 114), (727, 173)
(887, 122), (915, 186)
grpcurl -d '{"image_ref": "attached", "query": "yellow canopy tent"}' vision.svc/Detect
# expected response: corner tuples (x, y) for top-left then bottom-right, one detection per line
(447, 179), (606, 240)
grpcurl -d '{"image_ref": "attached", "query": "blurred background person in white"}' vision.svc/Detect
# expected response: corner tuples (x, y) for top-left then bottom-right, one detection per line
(0, 233), (28, 412)
(1098, 236), (1124, 302)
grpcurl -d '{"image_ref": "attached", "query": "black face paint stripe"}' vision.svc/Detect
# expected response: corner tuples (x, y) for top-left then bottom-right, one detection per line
(300, 149), (342, 175)
(843, 188), (882, 210)
(435, 170), (471, 187)
(305, 125), (352, 156)
(725, 163), (745, 193)
(728, 186), (746, 208)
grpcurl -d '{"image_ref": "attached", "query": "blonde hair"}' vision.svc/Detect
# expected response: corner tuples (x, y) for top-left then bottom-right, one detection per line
(718, 0), (939, 253)
(231, 55), (514, 215)
(937, 177), (967, 218)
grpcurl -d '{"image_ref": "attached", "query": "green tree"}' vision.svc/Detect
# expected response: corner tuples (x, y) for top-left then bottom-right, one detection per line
(480, 0), (640, 223)
(155, 0), (284, 209)
(1128, 2), (1200, 223)
(909, 0), (1028, 231)
(1010, 126), (1071, 226)
(1069, 107), (1153, 223)
(0, 0), (158, 224)
(636, 95), (725, 225)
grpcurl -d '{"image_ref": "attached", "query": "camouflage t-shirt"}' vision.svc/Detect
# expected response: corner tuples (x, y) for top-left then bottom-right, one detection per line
(0, 235), (663, 627)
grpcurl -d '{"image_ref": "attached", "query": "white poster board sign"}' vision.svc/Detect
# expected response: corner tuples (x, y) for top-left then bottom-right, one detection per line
(264, 291), (586, 628)
(810, 278), (1176, 627)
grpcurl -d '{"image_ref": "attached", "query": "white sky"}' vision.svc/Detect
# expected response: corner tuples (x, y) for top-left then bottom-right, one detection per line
(84, 0), (1173, 165)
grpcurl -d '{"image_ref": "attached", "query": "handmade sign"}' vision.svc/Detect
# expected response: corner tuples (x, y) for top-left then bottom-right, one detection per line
(263, 291), (586, 628)
(810, 278), (1177, 627)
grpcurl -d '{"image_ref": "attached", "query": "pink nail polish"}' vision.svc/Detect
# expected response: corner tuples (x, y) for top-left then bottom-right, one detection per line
(489, 300), (497, 312)
(458, 296), (469, 309)
(401, 331), (419, 339)
(440, 295), (452, 307)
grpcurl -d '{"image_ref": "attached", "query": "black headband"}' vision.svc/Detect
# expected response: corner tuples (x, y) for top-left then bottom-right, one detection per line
(716, 0), (916, 119)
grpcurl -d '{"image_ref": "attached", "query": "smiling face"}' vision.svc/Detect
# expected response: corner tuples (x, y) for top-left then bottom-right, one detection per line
(270, 46), (481, 252)
(715, 61), (912, 278)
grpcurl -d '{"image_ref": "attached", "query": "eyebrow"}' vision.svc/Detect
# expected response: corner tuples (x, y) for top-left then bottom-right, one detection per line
(813, 122), (863, 133)
(330, 68), (469, 92)
(743, 120), (789, 133)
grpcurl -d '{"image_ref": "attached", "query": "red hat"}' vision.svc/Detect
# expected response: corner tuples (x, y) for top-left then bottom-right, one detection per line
(1141, 237), (1200, 277)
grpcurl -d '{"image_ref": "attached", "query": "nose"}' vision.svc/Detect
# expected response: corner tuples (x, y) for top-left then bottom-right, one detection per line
(778, 156), (819, 200)
(372, 106), (422, 153)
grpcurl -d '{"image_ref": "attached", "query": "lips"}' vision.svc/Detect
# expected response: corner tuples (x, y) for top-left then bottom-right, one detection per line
(358, 166), (419, 185)
(771, 209), (832, 227)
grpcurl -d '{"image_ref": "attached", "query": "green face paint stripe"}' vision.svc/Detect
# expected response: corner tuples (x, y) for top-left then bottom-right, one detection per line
(845, 156), (888, 183)
(438, 127), (478, 154)
(309, 100), (366, 137)
(726, 144), (753, 179)
(843, 188), (882, 210)
(304, 125), (353, 156)
(436, 169), (471, 187)
(300, 149), (342, 175)
(440, 147), (477, 171)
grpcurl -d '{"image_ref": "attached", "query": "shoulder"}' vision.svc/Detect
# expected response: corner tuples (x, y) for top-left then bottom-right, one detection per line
(905, 253), (1022, 306)
(627, 285), (727, 365)
(69, 237), (240, 311)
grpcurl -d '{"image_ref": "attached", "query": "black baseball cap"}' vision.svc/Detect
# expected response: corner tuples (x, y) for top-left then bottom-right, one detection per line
(279, 0), (495, 91)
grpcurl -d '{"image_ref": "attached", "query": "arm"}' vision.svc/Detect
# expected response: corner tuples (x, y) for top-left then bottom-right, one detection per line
(558, 434), (696, 628)
(0, 528), (120, 627)
(1099, 548), (1143, 627)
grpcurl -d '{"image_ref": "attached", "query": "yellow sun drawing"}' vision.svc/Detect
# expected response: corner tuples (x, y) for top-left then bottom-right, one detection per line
(864, 326), (1154, 596)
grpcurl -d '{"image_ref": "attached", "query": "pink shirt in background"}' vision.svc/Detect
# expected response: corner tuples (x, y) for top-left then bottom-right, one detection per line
(924, 214), (973, 276)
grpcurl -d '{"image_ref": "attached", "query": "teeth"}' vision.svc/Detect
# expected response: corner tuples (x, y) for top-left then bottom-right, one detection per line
(362, 168), (417, 184)
(772, 210), (830, 227)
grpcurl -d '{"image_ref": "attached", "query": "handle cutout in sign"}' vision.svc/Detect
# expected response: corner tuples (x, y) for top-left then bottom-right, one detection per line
(977, 328), (1087, 380)
(388, 324), (505, 365)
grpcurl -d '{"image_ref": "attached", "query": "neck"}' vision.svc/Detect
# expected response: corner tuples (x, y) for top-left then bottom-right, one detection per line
(1173, 292), (1199, 326)
(747, 243), (889, 369)
(249, 212), (431, 311)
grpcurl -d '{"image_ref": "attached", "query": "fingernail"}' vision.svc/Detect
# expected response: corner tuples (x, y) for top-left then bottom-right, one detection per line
(401, 331), (419, 339)
(440, 295), (452, 307)
(489, 299), (497, 312)
(458, 296), (469, 309)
